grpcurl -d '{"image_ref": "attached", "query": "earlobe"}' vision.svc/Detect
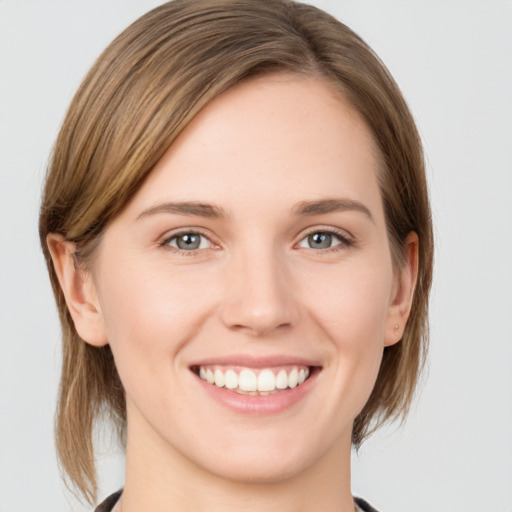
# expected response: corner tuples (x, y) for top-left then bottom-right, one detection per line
(46, 233), (108, 347)
(384, 232), (419, 347)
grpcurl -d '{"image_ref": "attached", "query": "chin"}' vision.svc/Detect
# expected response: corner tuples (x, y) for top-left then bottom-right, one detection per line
(198, 452), (314, 485)
(180, 426), (336, 486)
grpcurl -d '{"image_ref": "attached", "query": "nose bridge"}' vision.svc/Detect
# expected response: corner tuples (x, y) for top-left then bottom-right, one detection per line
(220, 237), (298, 336)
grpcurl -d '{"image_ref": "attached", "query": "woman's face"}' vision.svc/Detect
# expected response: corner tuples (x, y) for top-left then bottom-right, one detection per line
(83, 73), (407, 483)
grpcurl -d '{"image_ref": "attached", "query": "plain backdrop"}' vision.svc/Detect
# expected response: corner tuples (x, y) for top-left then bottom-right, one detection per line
(1, 1), (511, 511)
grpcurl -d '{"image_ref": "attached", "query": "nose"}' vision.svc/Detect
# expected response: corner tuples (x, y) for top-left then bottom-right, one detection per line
(219, 246), (299, 337)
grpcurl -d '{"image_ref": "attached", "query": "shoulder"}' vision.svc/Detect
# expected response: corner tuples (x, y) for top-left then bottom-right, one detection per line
(355, 496), (381, 512)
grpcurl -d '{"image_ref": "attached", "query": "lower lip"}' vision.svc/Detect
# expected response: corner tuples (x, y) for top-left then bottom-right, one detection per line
(193, 370), (318, 416)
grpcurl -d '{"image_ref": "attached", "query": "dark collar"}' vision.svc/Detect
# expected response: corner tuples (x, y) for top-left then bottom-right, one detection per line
(94, 490), (380, 512)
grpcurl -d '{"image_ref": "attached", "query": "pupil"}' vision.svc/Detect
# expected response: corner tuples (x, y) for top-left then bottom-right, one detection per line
(177, 234), (200, 250)
(309, 232), (331, 249)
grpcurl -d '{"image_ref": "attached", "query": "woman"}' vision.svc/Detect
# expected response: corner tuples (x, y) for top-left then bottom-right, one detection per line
(39, 1), (433, 511)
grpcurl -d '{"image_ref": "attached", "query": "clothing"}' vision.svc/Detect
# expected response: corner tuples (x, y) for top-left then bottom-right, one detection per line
(94, 490), (380, 512)
(355, 497), (380, 512)
(95, 490), (122, 512)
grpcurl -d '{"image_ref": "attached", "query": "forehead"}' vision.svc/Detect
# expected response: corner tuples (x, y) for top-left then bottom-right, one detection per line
(124, 72), (383, 221)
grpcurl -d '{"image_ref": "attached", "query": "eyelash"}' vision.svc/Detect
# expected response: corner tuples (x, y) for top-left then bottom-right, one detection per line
(158, 227), (355, 256)
(159, 229), (216, 256)
(298, 227), (355, 252)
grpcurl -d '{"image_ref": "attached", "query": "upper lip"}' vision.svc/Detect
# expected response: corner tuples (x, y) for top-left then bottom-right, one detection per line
(189, 354), (322, 369)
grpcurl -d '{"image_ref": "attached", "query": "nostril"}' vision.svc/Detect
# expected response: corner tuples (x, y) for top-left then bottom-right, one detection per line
(228, 320), (292, 337)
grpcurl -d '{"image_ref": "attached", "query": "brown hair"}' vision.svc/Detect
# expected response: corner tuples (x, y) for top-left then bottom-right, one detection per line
(39, 0), (433, 504)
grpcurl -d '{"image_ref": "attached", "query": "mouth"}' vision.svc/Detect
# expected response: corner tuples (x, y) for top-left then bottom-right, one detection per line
(190, 364), (320, 396)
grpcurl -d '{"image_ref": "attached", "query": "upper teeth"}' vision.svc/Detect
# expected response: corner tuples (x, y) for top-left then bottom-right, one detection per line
(198, 366), (310, 393)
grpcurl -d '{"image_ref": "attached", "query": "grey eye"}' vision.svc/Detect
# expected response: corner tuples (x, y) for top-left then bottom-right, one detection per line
(168, 233), (211, 251)
(298, 231), (344, 250)
(308, 232), (333, 249)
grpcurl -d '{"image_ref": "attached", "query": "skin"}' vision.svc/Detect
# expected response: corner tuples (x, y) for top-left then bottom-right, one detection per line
(49, 73), (418, 512)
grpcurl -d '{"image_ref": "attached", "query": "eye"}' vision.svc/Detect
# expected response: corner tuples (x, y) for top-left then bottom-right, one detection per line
(163, 231), (213, 251)
(297, 230), (352, 250)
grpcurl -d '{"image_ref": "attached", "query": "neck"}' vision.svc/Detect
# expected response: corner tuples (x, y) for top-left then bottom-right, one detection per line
(120, 407), (355, 512)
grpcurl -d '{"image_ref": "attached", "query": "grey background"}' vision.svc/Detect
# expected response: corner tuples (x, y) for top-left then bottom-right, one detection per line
(1, 1), (511, 511)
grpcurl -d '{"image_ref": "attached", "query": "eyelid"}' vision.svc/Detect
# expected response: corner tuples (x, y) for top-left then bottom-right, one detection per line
(157, 225), (355, 254)
(158, 227), (219, 253)
(295, 225), (355, 249)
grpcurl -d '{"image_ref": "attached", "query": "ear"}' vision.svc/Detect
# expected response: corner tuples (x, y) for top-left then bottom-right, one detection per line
(46, 233), (108, 347)
(384, 232), (419, 347)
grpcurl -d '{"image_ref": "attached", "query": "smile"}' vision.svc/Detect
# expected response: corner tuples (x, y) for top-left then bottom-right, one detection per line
(195, 365), (311, 395)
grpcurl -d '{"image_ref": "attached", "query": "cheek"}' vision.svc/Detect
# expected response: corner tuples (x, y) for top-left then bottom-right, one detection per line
(302, 261), (393, 347)
(299, 261), (393, 410)
(94, 260), (218, 382)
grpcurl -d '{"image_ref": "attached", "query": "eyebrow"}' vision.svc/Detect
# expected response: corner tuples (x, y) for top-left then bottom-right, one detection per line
(136, 198), (373, 222)
(292, 198), (374, 222)
(136, 201), (228, 220)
